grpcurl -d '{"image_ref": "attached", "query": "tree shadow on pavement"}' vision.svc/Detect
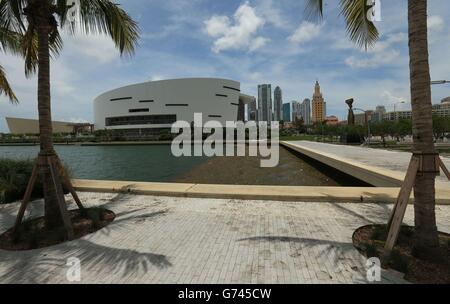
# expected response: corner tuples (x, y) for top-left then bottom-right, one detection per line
(0, 192), (172, 283)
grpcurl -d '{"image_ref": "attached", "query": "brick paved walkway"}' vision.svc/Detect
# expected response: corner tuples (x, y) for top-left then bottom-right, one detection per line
(1, 193), (449, 283)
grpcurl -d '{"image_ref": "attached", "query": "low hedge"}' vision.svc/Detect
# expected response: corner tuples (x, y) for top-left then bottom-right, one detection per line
(0, 159), (71, 204)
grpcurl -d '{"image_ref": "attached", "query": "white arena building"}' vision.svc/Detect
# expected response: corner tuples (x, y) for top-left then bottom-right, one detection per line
(94, 78), (255, 138)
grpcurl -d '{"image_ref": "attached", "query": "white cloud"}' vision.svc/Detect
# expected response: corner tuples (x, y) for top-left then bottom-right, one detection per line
(204, 15), (231, 37)
(249, 36), (270, 52)
(255, 0), (289, 29)
(204, 2), (268, 53)
(345, 50), (400, 68)
(65, 34), (119, 64)
(380, 90), (408, 105)
(428, 15), (444, 32)
(345, 32), (407, 68)
(288, 21), (323, 45)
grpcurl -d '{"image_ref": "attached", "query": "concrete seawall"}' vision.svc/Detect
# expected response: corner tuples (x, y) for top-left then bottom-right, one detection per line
(72, 179), (450, 205)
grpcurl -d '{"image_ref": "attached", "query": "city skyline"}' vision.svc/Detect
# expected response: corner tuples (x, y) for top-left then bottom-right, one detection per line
(1, 0), (450, 132)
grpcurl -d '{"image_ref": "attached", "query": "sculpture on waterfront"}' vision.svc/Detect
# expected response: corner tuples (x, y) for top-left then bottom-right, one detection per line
(346, 98), (355, 126)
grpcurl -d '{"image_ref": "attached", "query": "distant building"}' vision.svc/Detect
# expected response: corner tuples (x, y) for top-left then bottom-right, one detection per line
(94, 78), (254, 139)
(292, 101), (302, 121)
(325, 115), (339, 125)
(283, 103), (292, 122)
(372, 105), (386, 122)
(380, 98), (450, 121)
(432, 97), (450, 117)
(258, 84), (272, 123)
(355, 111), (374, 126)
(248, 98), (258, 121)
(300, 98), (312, 125)
(311, 81), (326, 123)
(383, 111), (412, 121)
(6, 117), (93, 135)
(376, 105), (386, 114)
(274, 86), (283, 121)
(283, 122), (295, 129)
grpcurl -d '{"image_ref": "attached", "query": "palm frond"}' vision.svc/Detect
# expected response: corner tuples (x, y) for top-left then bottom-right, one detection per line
(0, 64), (17, 103)
(21, 23), (37, 77)
(339, 0), (379, 50)
(0, 0), (27, 31)
(0, 26), (21, 54)
(63, 0), (140, 56)
(304, 0), (324, 22)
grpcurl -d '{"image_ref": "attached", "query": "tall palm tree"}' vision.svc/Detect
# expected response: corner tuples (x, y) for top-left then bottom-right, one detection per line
(1, 0), (139, 229)
(306, 0), (440, 258)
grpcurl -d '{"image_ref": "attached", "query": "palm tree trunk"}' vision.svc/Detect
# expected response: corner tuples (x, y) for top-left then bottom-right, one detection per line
(36, 17), (64, 229)
(408, 0), (440, 258)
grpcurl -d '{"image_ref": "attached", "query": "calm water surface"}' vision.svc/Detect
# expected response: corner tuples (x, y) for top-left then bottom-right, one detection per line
(0, 145), (207, 182)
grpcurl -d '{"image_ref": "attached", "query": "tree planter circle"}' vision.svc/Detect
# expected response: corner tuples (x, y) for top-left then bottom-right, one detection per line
(352, 224), (450, 284)
(0, 208), (115, 251)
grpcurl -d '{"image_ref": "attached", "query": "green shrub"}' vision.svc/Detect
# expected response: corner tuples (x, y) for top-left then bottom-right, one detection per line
(0, 158), (71, 205)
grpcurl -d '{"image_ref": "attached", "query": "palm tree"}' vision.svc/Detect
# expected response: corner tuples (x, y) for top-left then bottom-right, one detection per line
(0, 25), (21, 102)
(1, 0), (139, 230)
(306, 0), (440, 258)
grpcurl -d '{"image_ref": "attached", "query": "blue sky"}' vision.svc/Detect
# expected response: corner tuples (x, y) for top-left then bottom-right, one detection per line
(1, 0), (450, 132)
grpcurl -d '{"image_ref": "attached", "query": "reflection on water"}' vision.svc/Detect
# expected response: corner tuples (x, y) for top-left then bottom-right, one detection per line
(0, 145), (208, 182)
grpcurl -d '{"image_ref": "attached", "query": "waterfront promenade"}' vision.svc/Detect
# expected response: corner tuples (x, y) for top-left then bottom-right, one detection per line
(5, 192), (446, 284)
(282, 141), (450, 188)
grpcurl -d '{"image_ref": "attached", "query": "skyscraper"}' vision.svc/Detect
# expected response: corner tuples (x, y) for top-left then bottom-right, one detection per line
(248, 98), (258, 121)
(274, 86), (283, 121)
(292, 101), (302, 121)
(300, 98), (311, 125)
(283, 103), (291, 122)
(312, 81), (326, 123)
(258, 84), (272, 123)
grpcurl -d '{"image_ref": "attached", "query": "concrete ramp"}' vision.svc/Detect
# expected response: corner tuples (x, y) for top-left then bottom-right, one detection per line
(281, 140), (450, 190)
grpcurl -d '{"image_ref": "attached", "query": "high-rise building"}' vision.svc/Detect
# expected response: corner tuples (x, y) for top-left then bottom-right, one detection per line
(274, 86), (283, 121)
(248, 98), (258, 121)
(292, 101), (302, 121)
(283, 103), (291, 122)
(311, 81), (326, 123)
(300, 98), (311, 125)
(258, 84), (272, 123)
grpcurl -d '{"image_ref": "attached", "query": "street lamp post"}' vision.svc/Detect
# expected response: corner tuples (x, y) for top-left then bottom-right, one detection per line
(431, 80), (450, 85)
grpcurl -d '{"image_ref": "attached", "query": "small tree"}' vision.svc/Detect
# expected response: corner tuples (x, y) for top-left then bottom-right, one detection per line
(294, 117), (306, 133)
